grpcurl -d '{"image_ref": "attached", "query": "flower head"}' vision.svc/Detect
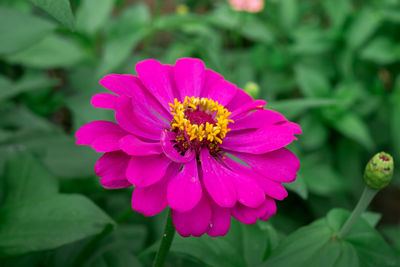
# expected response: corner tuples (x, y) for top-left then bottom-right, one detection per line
(228, 0), (264, 13)
(364, 152), (394, 190)
(75, 58), (301, 237)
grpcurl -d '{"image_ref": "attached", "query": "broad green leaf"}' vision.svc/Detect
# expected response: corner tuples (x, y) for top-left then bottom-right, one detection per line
(346, 8), (382, 49)
(291, 28), (335, 55)
(2, 153), (57, 206)
(361, 211), (381, 228)
(0, 73), (55, 101)
(300, 163), (344, 196)
(76, 0), (115, 35)
(269, 98), (343, 120)
(284, 174), (308, 199)
(167, 220), (276, 267)
(0, 7), (55, 54)
(299, 114), (328, 150)
(89, 250), (143, 267)
(97, 4), (150, 76)
(30, 0), (75, 30)
(241, 18), (274, 44)
(6, 34), (86, 68)
(329, 112), (374, 150)
(295, 65), (331, 98)
(0, 194), (113, 257)
(279, 0), (298, 32)
(322, 0), (351, 28)
(264, 209), (398, 267)
(361, 37), (400, 64)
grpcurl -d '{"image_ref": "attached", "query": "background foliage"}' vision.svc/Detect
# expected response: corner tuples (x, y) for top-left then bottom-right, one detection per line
(0, 0), (399, 266)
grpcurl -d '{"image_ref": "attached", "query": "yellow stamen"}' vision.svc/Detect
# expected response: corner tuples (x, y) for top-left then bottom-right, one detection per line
(169, 97), (233, 144)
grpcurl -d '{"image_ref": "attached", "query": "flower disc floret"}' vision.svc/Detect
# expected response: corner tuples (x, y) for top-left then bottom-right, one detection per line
(169, 96), (234, 153)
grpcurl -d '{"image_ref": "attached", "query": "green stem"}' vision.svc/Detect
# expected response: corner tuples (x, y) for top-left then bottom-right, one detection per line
(152, 210), (176, 267)
(338, 186), (378, 239)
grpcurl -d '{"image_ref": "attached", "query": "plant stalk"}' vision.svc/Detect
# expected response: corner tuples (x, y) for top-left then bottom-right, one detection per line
(152, 210), (176, 267)
(338, 185), (378, 239)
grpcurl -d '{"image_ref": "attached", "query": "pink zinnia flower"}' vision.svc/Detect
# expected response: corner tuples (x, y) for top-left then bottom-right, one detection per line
(228, 0), (264, 13)
(75, 58), (301, 237)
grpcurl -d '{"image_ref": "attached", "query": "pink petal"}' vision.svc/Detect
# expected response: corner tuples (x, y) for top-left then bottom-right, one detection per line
(115, 96), (162, 140)
(279, 121), (302, 135)
(230, 109), (288, 132)
(207, 79), (237, 106)
(230, 100), (266, 119)
(132, 163), (180, 216)
(167, 159), (202, 212)
(126, 154), (171, 187)
(223, 155), (288, 200)
(226, 89), (254, 111)
(160, 130), (195, 163)
(172, 196), (212, 237)
(100, 74), (171, 120)
(174, 58), (206, 100)
(75, 121), (127, 152)
(122, 74), (172, 121)
(99, 74), (135, 96)
(136, 59), (176, 109)
(222, 125), (297, 154)
(207, 202), (231, 237)
(200, 149), (237, 207)
(76, 121), (125, 144)
(91, 93), (118, 109)
(119, 135), (162, 156)
(95, 151), (131, 189)
(91, 132), (126, 152)
(201, 69), (224, 97)
(260, 198), (277, 221)
(226, 165), (265, 208)
(229, 148), (300, 183)
(231, 200), (271, 225)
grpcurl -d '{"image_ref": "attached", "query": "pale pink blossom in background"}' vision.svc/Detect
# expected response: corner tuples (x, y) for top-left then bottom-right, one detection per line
(228, 0), (264, 13)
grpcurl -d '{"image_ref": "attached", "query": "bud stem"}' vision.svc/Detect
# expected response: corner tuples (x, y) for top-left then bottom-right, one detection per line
(153, 209), (176, 267)
(338, 186), (378, 239)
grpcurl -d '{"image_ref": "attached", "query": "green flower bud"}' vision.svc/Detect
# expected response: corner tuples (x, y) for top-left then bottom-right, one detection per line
(364, 152), (394, 190)
(244, 82), (260, 99)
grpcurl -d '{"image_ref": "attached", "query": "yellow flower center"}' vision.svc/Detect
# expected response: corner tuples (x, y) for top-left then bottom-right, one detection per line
(169, 97), (234, 145)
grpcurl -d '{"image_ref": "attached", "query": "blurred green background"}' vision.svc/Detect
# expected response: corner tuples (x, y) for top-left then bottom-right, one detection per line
(0, 0), (400, 266)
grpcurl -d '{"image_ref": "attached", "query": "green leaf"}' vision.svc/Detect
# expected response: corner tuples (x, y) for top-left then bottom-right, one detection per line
(0, 153), (113, 257)
(264, 209), (398, 267)
(361, 37), (400, 64)
(361, 211), (381, 228)
(346, 8), (382, 49)
(168, 220), (276, 267)
(6, 34), (86, 68)
(89, 250), (143, 267)
(284, 174), (308, 199)
(322, 0), (351, 28)
(299, 114), (328, 150)
(0, 7), (55, 54)
(329, 112), (374, 150)
(295, 65), (331, 98)
(0, 194), (113, 257)
(0, 73), (56, 101)
(97, 3), (150, 76)
(279, 0), (298, 32)
(76, 0), (115, 35)
(269, 98), (343, 120)
(241, 18), (274, 44)
(30, 0), (75, 30)
(300, 163), (344, 196)
(2, 153), (58, 206)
